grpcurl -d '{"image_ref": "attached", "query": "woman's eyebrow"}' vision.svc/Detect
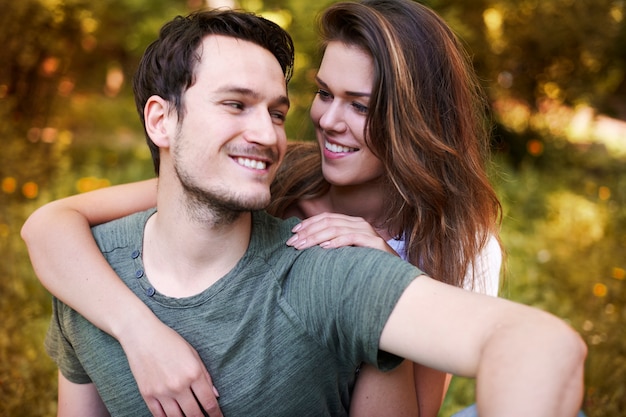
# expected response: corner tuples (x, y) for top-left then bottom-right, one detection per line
(315, 76), (370, 98)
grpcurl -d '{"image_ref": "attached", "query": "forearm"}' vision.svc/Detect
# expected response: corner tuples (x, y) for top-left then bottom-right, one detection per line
(380, 277), (586, 417)
(475, 313), (586, 417)
(413, 363), (451, 417)
(31, 214), (222, 416)
(23, 181), (221, 416)
(21, 179), (159, 337)
(22, 203), (158, 338)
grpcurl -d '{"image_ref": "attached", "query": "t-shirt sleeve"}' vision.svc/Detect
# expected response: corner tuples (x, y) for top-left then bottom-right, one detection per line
(283, 246), (422, 371)
(463, 234), (502, 296)
(44, 297), (92, 384)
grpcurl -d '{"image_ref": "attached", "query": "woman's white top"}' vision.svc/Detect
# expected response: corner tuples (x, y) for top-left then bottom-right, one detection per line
(386, 235), (501, 297)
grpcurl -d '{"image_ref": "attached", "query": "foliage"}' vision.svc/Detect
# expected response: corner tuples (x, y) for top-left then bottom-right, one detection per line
(431, 0), (626, 115)
(441, 141), (626, 417)
(495, 144), (625, 417)
(1, 0), (624, 416)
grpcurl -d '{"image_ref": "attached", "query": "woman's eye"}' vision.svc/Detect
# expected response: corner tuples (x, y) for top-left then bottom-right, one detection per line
(316, 89), (332, 101)
(352, 102), (368, 114)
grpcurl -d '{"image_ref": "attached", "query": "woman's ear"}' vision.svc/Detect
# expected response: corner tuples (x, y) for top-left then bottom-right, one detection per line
(144, 95), (174, 149)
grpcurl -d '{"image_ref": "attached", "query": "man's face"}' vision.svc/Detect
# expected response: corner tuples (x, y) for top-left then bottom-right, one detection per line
(170, 35), (290, 214)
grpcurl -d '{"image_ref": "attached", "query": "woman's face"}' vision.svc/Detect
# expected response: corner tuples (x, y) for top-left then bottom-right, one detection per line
(310, 41), (384, 187)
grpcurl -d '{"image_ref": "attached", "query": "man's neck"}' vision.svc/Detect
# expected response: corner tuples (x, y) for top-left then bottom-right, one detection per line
(141, 196), (253, 298)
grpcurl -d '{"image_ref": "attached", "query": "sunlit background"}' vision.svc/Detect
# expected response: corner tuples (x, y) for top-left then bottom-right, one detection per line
(1, 0), (624, 416)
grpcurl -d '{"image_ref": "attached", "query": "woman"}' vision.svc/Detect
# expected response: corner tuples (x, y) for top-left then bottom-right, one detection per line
(22, 1), (502, 416)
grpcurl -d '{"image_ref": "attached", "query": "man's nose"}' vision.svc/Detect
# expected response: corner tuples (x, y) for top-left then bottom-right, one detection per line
(243, 108), (280, 146)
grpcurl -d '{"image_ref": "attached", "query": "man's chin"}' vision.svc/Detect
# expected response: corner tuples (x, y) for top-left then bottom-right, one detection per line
(244, 195), (271, 211)
(221, 190), (270, 212)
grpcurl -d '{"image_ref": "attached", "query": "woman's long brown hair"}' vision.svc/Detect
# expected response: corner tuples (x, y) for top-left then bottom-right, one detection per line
(268, 0), (503, 290)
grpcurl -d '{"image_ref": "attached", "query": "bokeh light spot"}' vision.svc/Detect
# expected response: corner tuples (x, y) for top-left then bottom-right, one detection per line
(527, 139), (544, 156)
(41, 57), (60, 76)
(2, 177), (17, 194)
(598, 186), (611, 201)
(76, 177), (111, 193)
(593, 283), (607, 297)
(22, 182), (39, 199)
(41, 127), (58, 143)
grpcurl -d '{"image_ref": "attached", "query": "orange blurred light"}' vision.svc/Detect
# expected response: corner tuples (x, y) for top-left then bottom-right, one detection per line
(22, 182), (38, 199)
(27, 127), (41, 142)
(527, 139), (544, 156)
(41, 57), (60, 76)
(81, 35), (97, 51)
(58, 78), (75, 97)
(104, 67), (124, 97)
(593, 283), (607, 297)
(598, 186), (611, 201)
(2, 177), (16, 194)
(612, 267), (625, 280)
(41, 127), (58, 143)
(76, 177), (111, 193)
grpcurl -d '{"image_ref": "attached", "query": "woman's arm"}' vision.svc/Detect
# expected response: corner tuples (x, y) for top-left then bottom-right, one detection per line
(287, 212), (451, 417)
(21, 179), (222, 417)
(288, 215), (506, 415)
(350, 361), (418, 417)
(22, 179), (158, 335)
(57, 372), (110, 417)
(380, 277), (586, 417)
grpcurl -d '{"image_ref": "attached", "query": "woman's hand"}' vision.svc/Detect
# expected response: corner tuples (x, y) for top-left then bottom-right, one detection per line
(119, 319), (222, 417)
(286, 212), (398, 255)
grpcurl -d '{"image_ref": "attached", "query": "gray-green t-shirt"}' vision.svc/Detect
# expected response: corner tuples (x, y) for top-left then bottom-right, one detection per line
(45, 209), (422, 416)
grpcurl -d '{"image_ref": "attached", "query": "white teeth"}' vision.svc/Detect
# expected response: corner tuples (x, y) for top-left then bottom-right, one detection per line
(325, 140), (357, 154)
(236, 157), (267, 170)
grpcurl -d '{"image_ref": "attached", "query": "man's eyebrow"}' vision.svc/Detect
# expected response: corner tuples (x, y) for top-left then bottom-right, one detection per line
(315, 76), (371, 98)
(215, 85), (290, 108)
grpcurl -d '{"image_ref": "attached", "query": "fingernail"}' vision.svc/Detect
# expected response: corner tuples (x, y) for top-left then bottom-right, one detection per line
(213, 386), (220, 398)
(292, 223), (302, 232)
(286, 235), (297, 245)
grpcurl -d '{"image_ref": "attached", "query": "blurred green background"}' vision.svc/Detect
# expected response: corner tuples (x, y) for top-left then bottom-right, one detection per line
(1, 0), (624, 416)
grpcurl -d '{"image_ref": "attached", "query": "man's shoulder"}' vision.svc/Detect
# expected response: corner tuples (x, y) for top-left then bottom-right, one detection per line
(91, 209), (154, 253)
(253, 210), (299, 228)
(250, 210), (420, 276)
(251, 210), (299, 246)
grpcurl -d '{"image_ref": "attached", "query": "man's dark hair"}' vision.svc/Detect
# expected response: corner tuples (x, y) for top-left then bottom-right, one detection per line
(133, 9), (295, 174)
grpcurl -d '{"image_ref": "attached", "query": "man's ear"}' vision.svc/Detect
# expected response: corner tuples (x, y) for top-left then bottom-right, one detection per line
(144, 95), (175, 148)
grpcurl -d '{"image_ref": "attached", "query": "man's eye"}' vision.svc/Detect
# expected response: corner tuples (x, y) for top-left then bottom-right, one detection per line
(270, 111), (287, 125)
(224, 102), (244, 110)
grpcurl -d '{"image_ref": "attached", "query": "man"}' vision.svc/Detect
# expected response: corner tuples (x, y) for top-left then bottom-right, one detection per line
(42, 9), (585, 417)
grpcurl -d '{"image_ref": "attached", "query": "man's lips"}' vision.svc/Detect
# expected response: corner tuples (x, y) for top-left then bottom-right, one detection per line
(234, 156), (269, 170)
